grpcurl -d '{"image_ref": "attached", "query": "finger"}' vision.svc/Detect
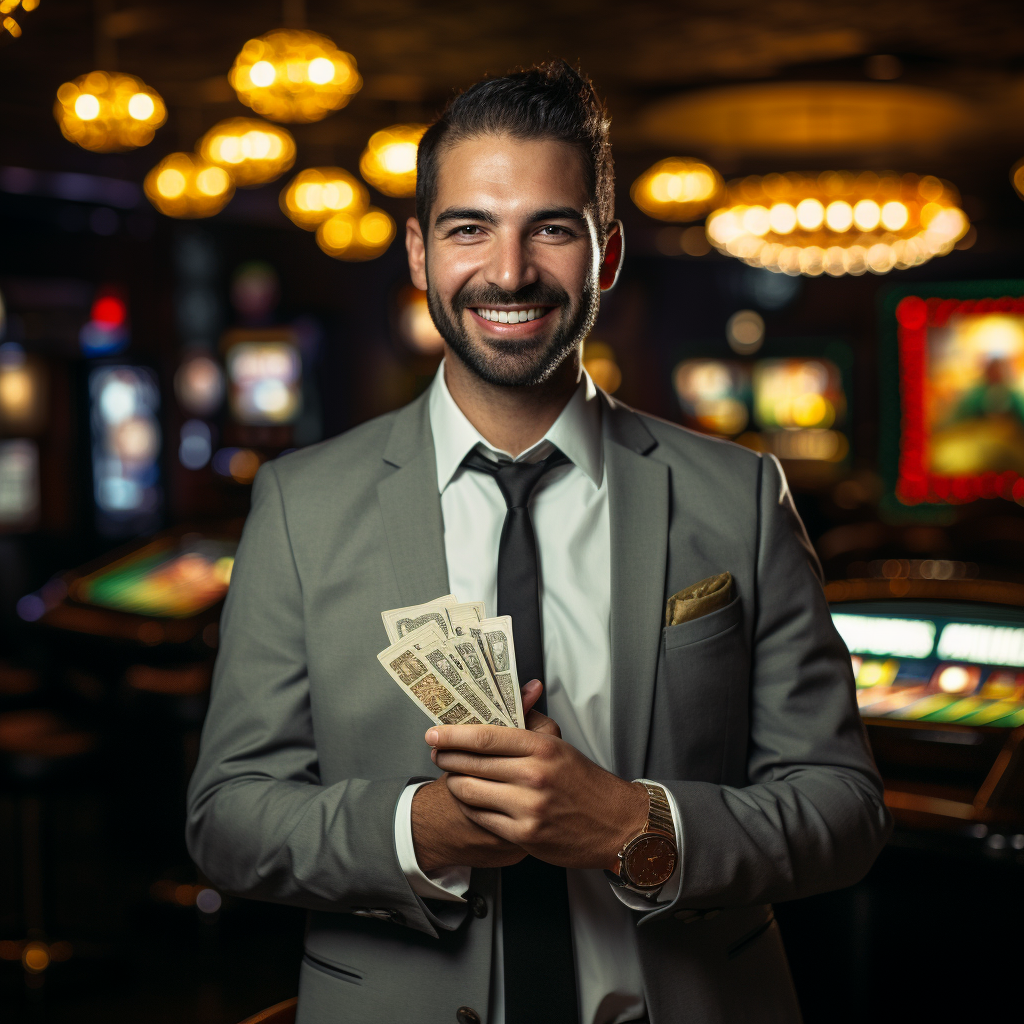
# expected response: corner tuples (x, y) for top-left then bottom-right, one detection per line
(526, 708), (561, 737)
(445, 773), (520, 814)
(434, 749), (522, 781)
(426, 723), (541, 755)
(456, 803), (521, 843)
(520, 679), (543, 715)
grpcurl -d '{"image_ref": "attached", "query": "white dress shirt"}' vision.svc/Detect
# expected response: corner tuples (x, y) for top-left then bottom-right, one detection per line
(393, 362), (681, 1024)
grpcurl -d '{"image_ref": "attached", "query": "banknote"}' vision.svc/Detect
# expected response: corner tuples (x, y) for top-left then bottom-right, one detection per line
(476, 616), (525, 728)
(377, 634), (491, 727)
(381, 595), (457, 644)
(384, 619), (512, 727)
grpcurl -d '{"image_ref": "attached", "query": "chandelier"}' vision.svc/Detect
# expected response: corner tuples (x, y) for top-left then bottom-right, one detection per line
(279, 167), (368, 230)
(631, 157), (723, 222)
(144, 153), (234, 219)
(316, 208), (396, 261)
(359, 124), (426, 197)
(705, 171), (969, 277)
(1, 0), (40, 39)
(229, 29), (361, 124)
(54, 71), (166, 153)
(197, 118), (296, 187)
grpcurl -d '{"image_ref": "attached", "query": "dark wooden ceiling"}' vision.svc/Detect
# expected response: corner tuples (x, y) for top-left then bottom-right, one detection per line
(3, 1), (1024, 190)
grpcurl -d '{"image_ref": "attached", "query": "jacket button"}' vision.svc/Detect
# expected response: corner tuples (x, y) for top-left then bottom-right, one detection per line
(469, 893), (488, 918)
(456, 1007), (481, 1024)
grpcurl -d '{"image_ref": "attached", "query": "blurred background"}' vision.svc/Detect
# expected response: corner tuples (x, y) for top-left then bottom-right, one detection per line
(2, 1), (1024, 1021)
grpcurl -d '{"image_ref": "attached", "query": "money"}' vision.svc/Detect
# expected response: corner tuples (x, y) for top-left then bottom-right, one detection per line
(378, 596), (525, 728)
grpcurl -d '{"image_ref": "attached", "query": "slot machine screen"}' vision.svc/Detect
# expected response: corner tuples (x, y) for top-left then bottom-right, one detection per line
(225, 340), (301, 426)
(833, 603), (1024, 728)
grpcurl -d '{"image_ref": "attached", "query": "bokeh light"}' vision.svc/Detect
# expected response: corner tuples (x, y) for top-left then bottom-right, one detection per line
(144, 153), (234, 219)
(279, 167), (368, 230)
(229, 29), (361, 123)
(631, 157), (724, 222)
(395, 286), (444, 354)
(583, 340), (622, 394)
(359, 124), (426, 198)
(54, 71), (166, 153)
(316, 207), (396, 261)
(197, 118), (296, 187)
(1011, 157), (1024, 202)
(705, 171), (968, 277)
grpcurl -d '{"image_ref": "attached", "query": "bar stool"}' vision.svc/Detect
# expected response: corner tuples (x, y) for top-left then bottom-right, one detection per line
(239, 995), (298, 1024)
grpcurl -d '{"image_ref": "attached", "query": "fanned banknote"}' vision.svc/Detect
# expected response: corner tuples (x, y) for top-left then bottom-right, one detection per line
(378, 596), (524, 727)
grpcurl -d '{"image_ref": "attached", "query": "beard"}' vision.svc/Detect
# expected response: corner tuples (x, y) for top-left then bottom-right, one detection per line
(426, 275), (599, 387)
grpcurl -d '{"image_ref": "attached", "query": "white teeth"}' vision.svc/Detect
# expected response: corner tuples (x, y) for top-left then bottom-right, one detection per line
(475, 307), (546, 323)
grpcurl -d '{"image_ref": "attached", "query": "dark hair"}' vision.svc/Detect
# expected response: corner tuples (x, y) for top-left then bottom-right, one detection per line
(416, 60), (614, 240)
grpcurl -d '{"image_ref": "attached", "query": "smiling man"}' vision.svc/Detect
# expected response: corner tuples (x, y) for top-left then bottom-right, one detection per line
(187, 62), (891, 1024)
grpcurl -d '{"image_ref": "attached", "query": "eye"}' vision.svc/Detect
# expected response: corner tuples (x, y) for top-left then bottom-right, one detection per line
(454, 224), (482, 236)
(537, 224), (575, 238)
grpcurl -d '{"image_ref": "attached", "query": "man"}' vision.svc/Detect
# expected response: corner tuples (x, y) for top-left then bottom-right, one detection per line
(187, 62), (891, 1024)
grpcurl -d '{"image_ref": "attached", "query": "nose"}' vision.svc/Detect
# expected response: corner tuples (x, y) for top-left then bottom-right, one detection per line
(482, 228), (538, 294)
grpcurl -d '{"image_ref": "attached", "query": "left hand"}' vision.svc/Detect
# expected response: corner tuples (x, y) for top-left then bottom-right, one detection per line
(427, 680), (649, 870)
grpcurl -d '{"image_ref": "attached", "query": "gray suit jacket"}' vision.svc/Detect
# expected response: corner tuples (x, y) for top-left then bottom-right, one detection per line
(186, 389), (891, 1024)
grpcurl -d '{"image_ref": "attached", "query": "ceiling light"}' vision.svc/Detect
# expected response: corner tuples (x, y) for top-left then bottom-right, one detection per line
(229, 29), (361, 124)
(316, 207), (396, 261)
(197, 117), (296, 187)
(54, 71), (166, 153)
(705, 171), (969, 277)
(631, 157), (723, 222)
(280, 167), (368, 230)
(144, 153), (234, 219)
(359, 124), (426, 197)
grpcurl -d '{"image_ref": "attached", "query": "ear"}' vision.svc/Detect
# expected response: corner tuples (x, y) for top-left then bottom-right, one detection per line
(599, 220), (624, 291)
(406, 216), (427, 291)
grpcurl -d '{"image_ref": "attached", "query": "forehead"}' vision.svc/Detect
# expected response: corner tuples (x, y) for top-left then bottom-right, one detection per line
(432, 134), (590, 221)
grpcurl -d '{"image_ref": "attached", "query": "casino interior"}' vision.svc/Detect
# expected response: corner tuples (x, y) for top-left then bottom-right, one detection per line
(2, 1), (1024, 1022)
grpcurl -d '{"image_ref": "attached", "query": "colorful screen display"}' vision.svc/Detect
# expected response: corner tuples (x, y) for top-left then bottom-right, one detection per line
(833, 607), (1024, 728)
(70, 536), (236, 618)
(673, 355), (848, 462)
(894, 293), (1024, 504)
(0, 438), (40, 528)
(226, 341), (301, 425)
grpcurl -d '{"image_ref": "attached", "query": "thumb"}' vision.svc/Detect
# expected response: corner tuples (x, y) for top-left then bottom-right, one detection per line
(520, 679), (561, 736)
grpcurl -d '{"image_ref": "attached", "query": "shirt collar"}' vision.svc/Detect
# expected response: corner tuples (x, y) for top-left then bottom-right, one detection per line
(428, 359), (603, 493)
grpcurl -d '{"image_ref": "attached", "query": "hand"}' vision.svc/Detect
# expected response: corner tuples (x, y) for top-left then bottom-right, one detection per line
(427, 681), (650, 871)
(409, 679), (554, 873)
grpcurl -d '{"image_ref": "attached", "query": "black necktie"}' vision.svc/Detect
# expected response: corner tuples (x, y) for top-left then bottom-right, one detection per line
(461, 447), (580, 1024)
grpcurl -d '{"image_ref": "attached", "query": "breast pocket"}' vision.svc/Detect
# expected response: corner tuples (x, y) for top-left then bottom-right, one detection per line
(648, 595), (750, 782)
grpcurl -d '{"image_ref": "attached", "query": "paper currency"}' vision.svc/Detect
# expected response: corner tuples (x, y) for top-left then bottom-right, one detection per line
(379, 597), (525, 728)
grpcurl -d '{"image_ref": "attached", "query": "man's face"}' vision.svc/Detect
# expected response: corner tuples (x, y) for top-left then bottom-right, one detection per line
(408, 134), (605, 388)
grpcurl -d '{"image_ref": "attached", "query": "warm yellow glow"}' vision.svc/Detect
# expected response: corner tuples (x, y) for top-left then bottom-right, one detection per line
(22, 943), (49, 974)
(583, 341), (622, 394)
(54, 71), (166, 153)
(144, 152), (235, 219)
(197, 117), (296, 187)
(359, 124), (427, 198)
(229, 29), (361, 123)
(280, 167), (368, 230)
(631, 157), (724, 222)
(316, 206), (396, 260)
(705, 171), (968, 277)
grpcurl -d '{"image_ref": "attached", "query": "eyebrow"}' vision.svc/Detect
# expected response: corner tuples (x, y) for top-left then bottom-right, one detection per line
(432, 205), (587, 228)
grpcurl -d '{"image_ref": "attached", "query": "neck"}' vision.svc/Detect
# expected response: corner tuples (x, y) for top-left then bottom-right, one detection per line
(442, 347), (582, 457)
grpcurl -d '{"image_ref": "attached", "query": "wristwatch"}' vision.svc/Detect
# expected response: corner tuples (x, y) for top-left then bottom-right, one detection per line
(604, 782), (678, 898)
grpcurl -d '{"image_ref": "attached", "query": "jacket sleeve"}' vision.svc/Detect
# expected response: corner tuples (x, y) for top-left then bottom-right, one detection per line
(185, 463), (465, 937)
(646, 454), (892, 922)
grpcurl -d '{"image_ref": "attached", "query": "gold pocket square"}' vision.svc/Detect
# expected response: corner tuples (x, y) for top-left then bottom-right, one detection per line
(665, 572), (734, 627)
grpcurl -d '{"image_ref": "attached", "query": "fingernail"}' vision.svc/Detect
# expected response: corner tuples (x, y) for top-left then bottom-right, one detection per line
(425, 728), (438, 745)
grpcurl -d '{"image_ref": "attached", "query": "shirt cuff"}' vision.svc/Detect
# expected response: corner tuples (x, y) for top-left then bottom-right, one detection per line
(394, 781), (469, 902)
(607, 779), (682, 910)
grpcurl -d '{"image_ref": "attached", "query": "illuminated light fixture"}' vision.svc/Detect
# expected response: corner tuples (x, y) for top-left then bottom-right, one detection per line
(395, 286), (443, 354)
(53, 71), (166, 153)
(582, 340), (622, 394)
(705, 171), (968, 277)
(197, 118), (296, 188)
(631, 157), (723, 222)
(229, 29), (361, 124)
(1012, 157), (1024, 202)
(0, 0), (40, 41)
(80, 288), (129, 356)
(316, 207), (396, 261)
(144, 152), (234, 219)
(359, 124), (426, 198)
(279, 167), (368, 230)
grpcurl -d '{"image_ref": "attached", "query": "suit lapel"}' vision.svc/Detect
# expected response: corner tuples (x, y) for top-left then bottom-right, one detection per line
(377, 393), (451, 607)
(604, 397), (669, 780)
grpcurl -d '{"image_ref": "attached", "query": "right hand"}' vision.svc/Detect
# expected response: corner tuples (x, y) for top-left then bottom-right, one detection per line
(411, 679), (553, 873)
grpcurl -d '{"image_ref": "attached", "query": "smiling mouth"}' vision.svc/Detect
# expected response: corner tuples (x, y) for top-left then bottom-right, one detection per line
(472, 306), (554, 324)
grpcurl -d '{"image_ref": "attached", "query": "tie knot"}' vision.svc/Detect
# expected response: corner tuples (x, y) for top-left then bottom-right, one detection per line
(462, 448), (570, 509)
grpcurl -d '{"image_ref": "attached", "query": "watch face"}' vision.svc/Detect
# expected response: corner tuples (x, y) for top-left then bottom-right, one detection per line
(623, 835), (677, 888)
